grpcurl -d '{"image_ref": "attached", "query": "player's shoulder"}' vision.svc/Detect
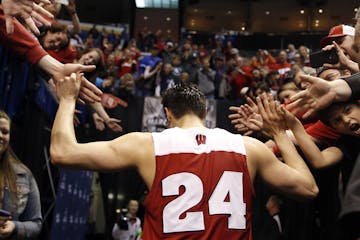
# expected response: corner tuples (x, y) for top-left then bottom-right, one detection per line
(117, 132), (153, 146)
(242, 136), (269, 153)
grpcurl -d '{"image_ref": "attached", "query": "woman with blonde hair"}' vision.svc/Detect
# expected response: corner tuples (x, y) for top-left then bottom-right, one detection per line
(0, 110), (42, 239)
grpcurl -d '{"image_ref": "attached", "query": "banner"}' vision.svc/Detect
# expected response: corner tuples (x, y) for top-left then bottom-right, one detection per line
(50, 170), (93, 240)
(205, 99), (217, 129)
(141, 97), (217, 133)
(141, 97), (167, 132)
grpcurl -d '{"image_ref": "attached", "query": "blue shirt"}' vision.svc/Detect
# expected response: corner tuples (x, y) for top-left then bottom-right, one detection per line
(138, 55), (162, 74)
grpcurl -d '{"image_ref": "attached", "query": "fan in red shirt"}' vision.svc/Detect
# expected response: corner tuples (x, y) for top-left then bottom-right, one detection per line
(229, 56), (254, 99)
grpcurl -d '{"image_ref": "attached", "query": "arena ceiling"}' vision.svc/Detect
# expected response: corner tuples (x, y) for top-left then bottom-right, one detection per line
(74, 0), (358, 34)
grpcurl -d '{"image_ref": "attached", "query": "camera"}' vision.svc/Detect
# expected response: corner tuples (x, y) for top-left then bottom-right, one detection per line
(310, 48), (339, 68)
(116, 208), (129, 230)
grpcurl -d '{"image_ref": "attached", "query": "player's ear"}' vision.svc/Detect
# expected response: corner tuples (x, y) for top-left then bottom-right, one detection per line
(164, 107), (171, 121)
(201, 110), (207, 120)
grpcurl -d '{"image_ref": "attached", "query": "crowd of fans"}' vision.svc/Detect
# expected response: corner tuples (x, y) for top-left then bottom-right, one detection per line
(31, 0), (323, 104)
(60, 25), (318, 102)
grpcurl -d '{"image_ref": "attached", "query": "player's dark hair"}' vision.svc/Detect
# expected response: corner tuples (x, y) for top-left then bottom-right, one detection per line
(162, 84), (206, 119)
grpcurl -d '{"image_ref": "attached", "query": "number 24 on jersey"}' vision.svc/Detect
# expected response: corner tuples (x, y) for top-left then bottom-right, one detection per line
(162, 171), (246, 233)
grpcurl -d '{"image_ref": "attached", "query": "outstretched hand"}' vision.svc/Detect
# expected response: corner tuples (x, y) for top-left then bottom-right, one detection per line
(286, 74), (335, 119)
(105, 118), (123, 132)
(2, 0), (54, 35)
(228, 97), (261, 135)
(229, 104), (262, 135)
(64, 0), (77, 15)
(92, 113), (105, 131)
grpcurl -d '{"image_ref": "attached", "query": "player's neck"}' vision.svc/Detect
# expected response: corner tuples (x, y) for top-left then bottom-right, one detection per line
(172, 114), (206, 129)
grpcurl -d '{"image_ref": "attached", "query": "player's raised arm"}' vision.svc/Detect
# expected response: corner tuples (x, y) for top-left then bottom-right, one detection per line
(50, 73), (153, 174)
(247, 94), (318, 200)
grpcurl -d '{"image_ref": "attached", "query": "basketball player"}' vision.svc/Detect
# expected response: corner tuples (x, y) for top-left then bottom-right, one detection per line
(50, 73), (318, 239)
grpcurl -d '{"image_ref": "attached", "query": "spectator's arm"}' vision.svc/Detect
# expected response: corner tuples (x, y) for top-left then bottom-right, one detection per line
(353, 11), (360, 64)
(90, 102), (123, 132)
(37, 56), (102, 103)
(287, 74), (353, 119)
(282, 106), (342, 168)
(65, 0), (80, 34)
(265, 51), (277, 64)
(248, 94), (318, 200)
(343, 72), (360, 100)
(0, 5), (48, 64)
(144, 63), (162, 79)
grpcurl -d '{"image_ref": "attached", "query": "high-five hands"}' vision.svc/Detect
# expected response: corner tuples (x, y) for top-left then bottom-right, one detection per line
(253, 94), (287, 138)
(50, 63), (102, 104)
(55, 72), (81, 101)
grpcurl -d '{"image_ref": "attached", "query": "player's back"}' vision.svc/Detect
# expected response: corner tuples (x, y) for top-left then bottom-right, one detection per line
(143, 127), (254, 240)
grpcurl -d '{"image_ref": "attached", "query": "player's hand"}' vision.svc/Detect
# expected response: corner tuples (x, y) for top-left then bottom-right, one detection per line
(56, 72), (81, 101)
(254, 93), (287, 137)
(52, 63), (102, 104)
(2, 0), (54, 35)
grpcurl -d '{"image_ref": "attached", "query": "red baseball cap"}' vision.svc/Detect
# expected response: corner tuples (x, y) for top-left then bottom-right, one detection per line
(320, 24), (355, 47)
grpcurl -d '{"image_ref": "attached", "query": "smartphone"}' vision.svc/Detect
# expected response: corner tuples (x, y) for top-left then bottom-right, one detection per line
(310, 48), (339, 68)
(0, 209), (11, 217)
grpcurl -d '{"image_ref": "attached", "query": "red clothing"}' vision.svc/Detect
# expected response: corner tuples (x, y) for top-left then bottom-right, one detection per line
(284, 101), (316, 129)
(144, 128), (254, 240)
(229, 66), (253, 98)
(305, 120), (341, 144)
(251, 53), (277, 68)
(116, 58), (138, 79)
(272, 120), (341, 156)
(0, 6), (47, 64)
(47, 45), (77, 64)
(128, 47), (141, 60)
(285, 100), (340, 143)
(198, 48), (209, 62)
